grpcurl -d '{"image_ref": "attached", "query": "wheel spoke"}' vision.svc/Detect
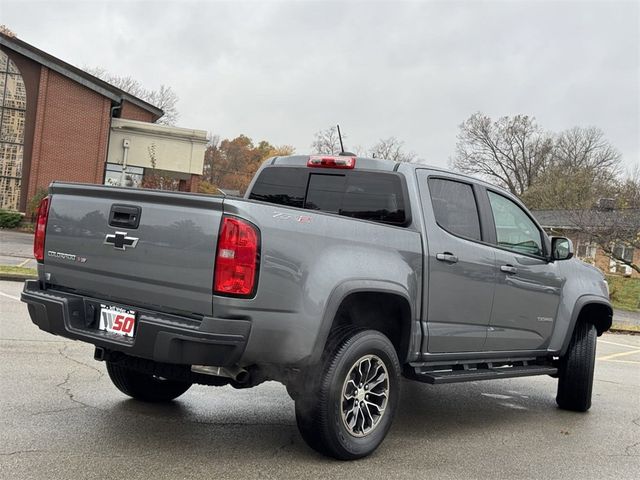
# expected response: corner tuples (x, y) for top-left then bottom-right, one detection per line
(343, 379), (358, 400)
(365, 363), (383, 384)
(358, 358), (370, 385)
(367, 389), (387, 398)
(362, 402), (374, 431)
(367, 372), (387, 390)
(365, 399), (385, 414)
(347, 405), (359, 429)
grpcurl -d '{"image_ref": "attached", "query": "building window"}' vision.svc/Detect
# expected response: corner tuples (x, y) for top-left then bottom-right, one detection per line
(609, 244), (635, 276)
(0, 51), (26, 211)
(576, 241), (597, 260)
(104, 163), (144, 188)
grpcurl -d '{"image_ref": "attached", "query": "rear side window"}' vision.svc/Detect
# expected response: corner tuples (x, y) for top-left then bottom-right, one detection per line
(247, 167), (307, 208)
(428, 178), (481, 241)
(249, 167), (408, 226)
(305, 174), (346, 213)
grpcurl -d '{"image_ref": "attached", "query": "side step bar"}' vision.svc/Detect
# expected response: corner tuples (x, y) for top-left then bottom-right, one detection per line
(411, 364), (558, 385)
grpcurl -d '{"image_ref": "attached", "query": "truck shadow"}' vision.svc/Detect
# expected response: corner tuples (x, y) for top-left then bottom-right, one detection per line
(98, 376), (579, 461)
(393, 378), (562, 435)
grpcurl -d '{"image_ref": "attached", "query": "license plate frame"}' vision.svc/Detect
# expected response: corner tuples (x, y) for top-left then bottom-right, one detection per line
(98, 304), (137, 337)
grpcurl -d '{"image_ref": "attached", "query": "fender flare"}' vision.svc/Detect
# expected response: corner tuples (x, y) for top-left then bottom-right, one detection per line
(560, 294), (613, 356)
(307, 279), (418, 365)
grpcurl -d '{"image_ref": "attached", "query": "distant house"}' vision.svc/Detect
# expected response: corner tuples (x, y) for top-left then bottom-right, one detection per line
(531, 208), (640, 278)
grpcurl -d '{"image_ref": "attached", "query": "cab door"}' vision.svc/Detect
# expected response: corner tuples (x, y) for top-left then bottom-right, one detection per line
(416, 171), (496, 353)
(483, 190), (563, 351)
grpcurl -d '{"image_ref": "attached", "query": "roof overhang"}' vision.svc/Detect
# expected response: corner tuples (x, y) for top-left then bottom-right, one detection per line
(0, 33), (164, 121)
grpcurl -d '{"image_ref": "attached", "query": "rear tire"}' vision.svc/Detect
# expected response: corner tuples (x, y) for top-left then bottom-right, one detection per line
(106, 361), (192, 402)
(556, 322), (597, 412)
(294, 329), (400, 460)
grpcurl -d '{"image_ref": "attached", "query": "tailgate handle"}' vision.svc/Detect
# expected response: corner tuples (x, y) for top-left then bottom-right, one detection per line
(109, 204), (141, 229)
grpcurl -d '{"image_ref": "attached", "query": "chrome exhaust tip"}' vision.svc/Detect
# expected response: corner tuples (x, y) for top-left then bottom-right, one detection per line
(191, 365), (250, 384)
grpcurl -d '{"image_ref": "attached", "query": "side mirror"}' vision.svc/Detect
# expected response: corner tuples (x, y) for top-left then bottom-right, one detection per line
(551, 237), (574, 261)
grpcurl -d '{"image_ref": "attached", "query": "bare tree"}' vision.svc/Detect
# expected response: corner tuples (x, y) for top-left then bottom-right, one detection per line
(619, 164), (640, 208)
(0, 25), (17, 37)
(452, 113), (554, 196)
(369, 137), (417, 163)
(311, 126), (345, 155)
(559, 167), (639, 274)
(143, 85), (179, 126)
(84, 67), (179, 126)
(569, 209), (639, 274)
(521, 127), (622, 209)
(553, 127), (621, 178)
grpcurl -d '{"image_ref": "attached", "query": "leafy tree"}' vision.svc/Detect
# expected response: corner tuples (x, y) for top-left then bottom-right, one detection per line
(200, 134), (294, 194)
(26, 188), (48, 220)
(84, 67), (179, 126)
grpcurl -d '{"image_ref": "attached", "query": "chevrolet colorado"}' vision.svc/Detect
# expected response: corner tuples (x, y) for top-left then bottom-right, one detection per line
(21, 154), (612, 459)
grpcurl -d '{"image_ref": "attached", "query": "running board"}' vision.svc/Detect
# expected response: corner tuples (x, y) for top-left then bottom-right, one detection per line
(411, 364), (558, 385)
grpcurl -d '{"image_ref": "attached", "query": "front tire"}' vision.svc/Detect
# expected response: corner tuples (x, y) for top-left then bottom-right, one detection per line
(106, 362), (192, 403)
(295, 330), (400, 460)
(556, 322), (597, 412)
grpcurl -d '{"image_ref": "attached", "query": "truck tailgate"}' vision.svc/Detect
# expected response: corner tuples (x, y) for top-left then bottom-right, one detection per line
(43, 183), (224, 316)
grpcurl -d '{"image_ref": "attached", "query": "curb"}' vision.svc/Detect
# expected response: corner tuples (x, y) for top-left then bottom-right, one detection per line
(0, 274), (36, 282)
(610, 324), (640, 334)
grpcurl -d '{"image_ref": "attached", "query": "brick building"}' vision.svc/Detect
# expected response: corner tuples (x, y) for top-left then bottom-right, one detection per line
(0, 32), (205, 213)
(532, 208), (640, 279)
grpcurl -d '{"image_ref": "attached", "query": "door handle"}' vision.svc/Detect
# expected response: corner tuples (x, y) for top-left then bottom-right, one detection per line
(436, 252), (458, 264)
(500, 265), (518, 274)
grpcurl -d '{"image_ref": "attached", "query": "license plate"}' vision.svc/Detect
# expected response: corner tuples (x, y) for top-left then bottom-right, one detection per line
(99, 305), (136, 337)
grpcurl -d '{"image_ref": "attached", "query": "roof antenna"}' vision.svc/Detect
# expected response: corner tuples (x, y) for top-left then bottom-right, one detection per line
(336, 124), (355, 156)
(337, 124), (345, 154)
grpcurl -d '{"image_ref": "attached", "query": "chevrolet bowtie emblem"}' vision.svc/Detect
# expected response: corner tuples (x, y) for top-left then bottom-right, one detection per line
(104, 231), (139, 250)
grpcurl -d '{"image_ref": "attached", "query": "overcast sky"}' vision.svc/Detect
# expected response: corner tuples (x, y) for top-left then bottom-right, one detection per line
(3, 0), (639, 170)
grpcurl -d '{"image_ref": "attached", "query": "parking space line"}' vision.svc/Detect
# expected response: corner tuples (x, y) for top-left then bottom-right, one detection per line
(0, 291), (20, 302)
(597, 349), (640, 361)
(599, 340), (639, 349)
(600, 359), (640, 364)
(17, 258), (31, 267)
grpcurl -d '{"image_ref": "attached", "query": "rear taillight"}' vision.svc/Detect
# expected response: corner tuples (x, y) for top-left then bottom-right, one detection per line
(213, 216), (260, 297)
(308, 156), (356, 169)
(34, 196), (50, 262)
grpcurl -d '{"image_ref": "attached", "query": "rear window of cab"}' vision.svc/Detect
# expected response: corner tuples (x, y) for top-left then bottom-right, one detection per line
(248, 167), (409, 226)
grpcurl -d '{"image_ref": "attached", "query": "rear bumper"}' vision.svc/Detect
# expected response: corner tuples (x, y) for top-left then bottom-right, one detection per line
(21, 280), (251, 367)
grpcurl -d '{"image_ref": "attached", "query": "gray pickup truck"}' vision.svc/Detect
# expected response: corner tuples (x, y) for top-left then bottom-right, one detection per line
(22, 154), (612, 459)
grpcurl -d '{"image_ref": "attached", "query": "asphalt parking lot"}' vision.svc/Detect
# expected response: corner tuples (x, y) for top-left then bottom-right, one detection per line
(1, 279), (638, 479)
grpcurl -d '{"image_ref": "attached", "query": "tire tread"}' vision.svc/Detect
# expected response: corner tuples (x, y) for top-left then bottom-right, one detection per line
(556, 321), (597, 412)
(106, 362), (192, 403)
